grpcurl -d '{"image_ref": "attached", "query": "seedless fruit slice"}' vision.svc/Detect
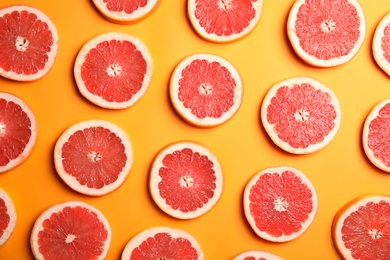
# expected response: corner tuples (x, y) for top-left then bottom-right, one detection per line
(287, 0), (366, 67)
(150, 141), (223, 219)
(0, 5), (58, 81)
(122, 226), (204, 259)
(243, 166), (318, 242)
(31, 201), (111, 260)
(188, 0), (263, 43)
(373, 12), (390, 76)
(0, 92), (37, 173)
(261, 77), (341, 154)
(74, 32), (153, 109)
(170, 53), (243, 127)
(54, 120), (133, 196)
(233, 250), (284, 260)
(332, 194), (390, 260)
(0, 189), (16, 246)
(92, 0), (161, 24)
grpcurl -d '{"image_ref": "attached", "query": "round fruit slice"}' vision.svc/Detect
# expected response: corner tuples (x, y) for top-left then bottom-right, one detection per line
(287, 0), (366, 67)
(332, 194), (390, 260)
(170, 53), (243, 127)
(0, 188), (16, 247)
(121, 226), (204, 259)
(0, 92), (37, 173)
(362, 99), (390, 173)
(92, 0), (161, 24)
(187, 0), (263, 43)
(31, 201), (111, 260)
(149, 141), (223, 219)
(0, 5), (58, 81)
(233, 250), (283, 260)
(74, 32), (153, 109)
(261, 77), (341, 154)
(243, 166), (318, 242)
(373, 12), (390, 76)
(54, 120), (133, 196)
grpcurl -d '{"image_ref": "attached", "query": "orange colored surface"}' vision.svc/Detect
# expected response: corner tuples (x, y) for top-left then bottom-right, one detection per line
(1, 1), (390, 259)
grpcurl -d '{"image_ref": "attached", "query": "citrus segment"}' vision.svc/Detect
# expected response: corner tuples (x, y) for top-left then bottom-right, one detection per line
(243, 166), (318, 242)
(170, 53), (243, 127)
(287, 0), (366, 67)
(149, 141), (223, 219)
(31, 201), (111, 260)
(92, 0), (161, 24)
(261, 77), (341, 154)
(0, 92), (37, 173)
(0, 5), (58, 81)
(373, 12), (390, 76)
(121, 226), (204, 259)
(74, 32), (153, 109)
(332, 194), (390, 260)
(0, 188), (16, 247)
(233, 250), (283, 260)
(188, 0), (263, 43)
(54, 120), (133, 196)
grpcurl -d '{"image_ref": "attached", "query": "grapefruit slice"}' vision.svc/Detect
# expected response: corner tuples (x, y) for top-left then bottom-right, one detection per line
(233, 250), (283, 260)
(187, 0), (263, 43)
(170, 53), (243, 128)
(373, 12), (390, 76)
(54, 120), (133, 196)
(31, 201), (111, 260)
(362, 99), (390, 173)
(92, 0), (161, 24)
(121, 226), (204, 259)
(0, 188), (16, 247)
(149, 141), (223, 219)
(287, 0), (366, 67)
(332, 194), (390, 260)
(0, 5), (58, 81)
(74, 32), (153, 109)
(243, 166), (318, 242)
(0, 92), (37, 173)
(261, 77), (341, 154)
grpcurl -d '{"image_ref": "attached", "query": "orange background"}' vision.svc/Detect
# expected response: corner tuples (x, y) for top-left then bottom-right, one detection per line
(1, 0), (390, 259)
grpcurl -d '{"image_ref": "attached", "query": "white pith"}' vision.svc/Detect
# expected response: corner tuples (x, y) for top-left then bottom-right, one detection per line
(106, 63), (122, 77)
(15, 36), (29, 52)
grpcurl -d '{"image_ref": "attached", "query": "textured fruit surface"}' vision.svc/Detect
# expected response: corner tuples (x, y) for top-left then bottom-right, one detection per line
(0, 189), (16, 247)
(373, 12), (390, 76)
(233, 250), (283, 260)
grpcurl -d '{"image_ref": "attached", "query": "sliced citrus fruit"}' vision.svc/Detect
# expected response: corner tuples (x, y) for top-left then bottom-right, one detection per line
(187, 0), (263, 43)
(0, 188), (16, 247)
(149, 141), (223, 219)
(121, 226), (204, 259)
(0, 5), (58, 81)
(332, 194), (390, 260)
(373, 12), (390, 76)
(362, 99), (390, 173)
(74, 32), (153, 109)
(54, 120), (133, 196)
(287, 0), (366, 67)
(243, 166), (318, 242)
(92, 0), (161, 24)
(0, 92), (37, 173)
(170, 53), (243, 127)
(233, 250), (283, 260)
(31, 201), (111, 259)
(261, 77), (341, 154)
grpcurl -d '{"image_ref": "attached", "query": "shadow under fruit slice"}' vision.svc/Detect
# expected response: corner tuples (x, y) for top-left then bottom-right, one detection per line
(0, 188), (16, 247)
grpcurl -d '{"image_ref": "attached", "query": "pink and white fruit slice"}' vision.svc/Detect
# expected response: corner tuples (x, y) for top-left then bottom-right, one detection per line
(287, 0), (366, 67)
(0, 5), (58, 81)
(122, 226), (204, 259)
(233, 250), (284, 260)
(373, 12), (390, 76)
(0, 189), (16, 247)
(243, 166), (318, 242)
(31, 201), (111, 260)
(149, 141), (223, 219)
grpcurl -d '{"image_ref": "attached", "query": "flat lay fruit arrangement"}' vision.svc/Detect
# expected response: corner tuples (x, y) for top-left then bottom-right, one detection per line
(1, 0), (390, 259)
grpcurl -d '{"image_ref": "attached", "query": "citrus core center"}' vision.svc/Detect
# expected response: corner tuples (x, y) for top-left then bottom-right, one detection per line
(320, 20), (336, 33)
(179, 176), (194, 188)
(273, 197), (288, 212)
(218, 0), (233, 10)
(294, 109), (309, 122)
(199, 83), (213, 95)
(15, 36), (29, 51)
(106, 64), (122, 76)
(88, 151), (103, 162)
(369, 229), (383, 240)
(65, 234), (76, 244)
(0, 123), (5, 135)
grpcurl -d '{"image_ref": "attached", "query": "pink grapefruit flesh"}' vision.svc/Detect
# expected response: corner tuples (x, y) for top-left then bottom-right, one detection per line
(261, 77), (341, 154)
(373, 12), (390, 76)
(243, 166), (318, 242)
(149, 141), (223, 219)
(0, 5), (58, 81)
(0, 188), (16, 247)
(233, 250), (283, 260)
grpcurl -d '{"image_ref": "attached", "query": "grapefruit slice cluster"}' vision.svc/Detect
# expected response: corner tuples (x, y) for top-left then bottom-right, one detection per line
(149, 141), (223, 219)
(121, 226), (204, 259)
(74, 32), (153, 110)
(373, 12), (390, 76)
(54, 120), (133, 196)
(0, 189), (16, 247)
(233, 250), (283, 260)
(287, 0), (366, 67)
(243, 166), (318, 242)
(332, 194), (390, 260)
(0, 5), (59, 81)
